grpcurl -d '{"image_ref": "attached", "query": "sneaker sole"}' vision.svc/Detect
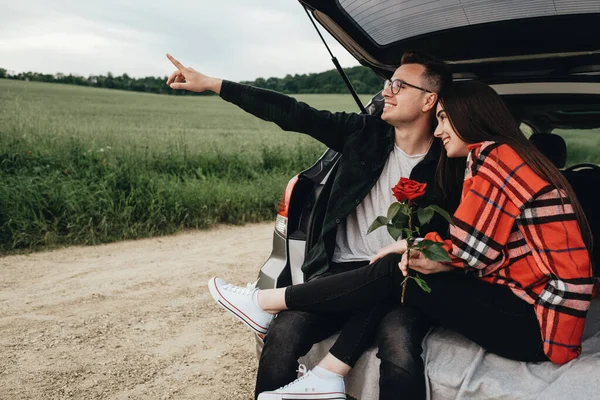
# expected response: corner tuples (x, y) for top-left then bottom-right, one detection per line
(260, 393), (346, 400)
(208, 277), (270, 335)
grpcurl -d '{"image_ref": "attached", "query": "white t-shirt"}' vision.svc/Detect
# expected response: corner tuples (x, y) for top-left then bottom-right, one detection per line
(332, 144), (427, 263)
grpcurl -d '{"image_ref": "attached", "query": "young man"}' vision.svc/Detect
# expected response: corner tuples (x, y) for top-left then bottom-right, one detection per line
(167, 51), (459, 400)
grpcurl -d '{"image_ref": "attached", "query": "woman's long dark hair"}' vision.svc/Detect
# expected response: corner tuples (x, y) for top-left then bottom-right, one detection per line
(438, 81), (592, 255)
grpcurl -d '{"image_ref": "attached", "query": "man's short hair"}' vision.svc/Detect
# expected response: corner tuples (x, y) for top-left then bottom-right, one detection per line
(400, 50), (452, 94)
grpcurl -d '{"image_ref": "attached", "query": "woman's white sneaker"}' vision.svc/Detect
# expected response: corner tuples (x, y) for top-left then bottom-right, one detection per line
(207, 277), (274, 335)
(257, 365), (346, 400)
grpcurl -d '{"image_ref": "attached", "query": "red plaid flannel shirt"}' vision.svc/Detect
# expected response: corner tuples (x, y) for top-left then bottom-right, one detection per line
(426, 141), (594, 364)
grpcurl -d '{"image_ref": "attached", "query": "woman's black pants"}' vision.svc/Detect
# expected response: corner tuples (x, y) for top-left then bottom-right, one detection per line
(285, 253), (548, 363)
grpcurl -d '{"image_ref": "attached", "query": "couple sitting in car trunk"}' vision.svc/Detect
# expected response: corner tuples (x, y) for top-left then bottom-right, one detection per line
(166, 51), (595, 400)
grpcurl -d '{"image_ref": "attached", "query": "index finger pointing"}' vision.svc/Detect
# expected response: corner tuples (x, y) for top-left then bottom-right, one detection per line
(166, 53), (185, 71)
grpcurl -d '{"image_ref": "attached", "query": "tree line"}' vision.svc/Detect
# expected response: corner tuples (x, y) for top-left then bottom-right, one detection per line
(0, 66), (383, 95)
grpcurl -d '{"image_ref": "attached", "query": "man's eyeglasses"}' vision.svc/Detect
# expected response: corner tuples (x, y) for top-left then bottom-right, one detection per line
(383, 79), (431, 95)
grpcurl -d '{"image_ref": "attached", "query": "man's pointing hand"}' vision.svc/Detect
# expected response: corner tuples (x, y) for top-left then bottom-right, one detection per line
(166, 54), (222, 94)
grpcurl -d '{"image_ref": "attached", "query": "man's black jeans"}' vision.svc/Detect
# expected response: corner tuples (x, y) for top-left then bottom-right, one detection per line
(286, 254), (549, 364)
(255, 261), (432, 400)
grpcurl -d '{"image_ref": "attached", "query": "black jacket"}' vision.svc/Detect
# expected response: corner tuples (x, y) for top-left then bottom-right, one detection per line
(220, 81), (460, 281)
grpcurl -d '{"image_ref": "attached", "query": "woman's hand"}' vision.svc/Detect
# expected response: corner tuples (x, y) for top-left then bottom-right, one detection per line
(166, 54), (222, 94)
(399, 250), (455, 276)
(370, 240), (408, 264)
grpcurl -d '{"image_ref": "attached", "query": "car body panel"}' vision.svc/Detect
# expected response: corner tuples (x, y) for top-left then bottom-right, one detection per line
(256, 230), (289, 290)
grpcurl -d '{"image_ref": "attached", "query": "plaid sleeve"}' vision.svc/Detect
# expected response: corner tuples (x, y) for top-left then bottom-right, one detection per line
(443, 174), (520, 273)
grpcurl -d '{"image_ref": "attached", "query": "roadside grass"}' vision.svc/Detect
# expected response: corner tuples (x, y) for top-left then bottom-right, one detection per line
(0, 79), (370, 252)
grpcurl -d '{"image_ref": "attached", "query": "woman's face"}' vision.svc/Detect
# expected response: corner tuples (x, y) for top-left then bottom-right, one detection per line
(434, 103), (470, 158)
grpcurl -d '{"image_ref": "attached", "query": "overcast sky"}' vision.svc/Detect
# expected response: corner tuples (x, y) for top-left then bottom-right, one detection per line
(0, 0), (360, 81)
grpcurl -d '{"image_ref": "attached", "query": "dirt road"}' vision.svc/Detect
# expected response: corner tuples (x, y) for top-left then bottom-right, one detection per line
(0, 223), (275, 400)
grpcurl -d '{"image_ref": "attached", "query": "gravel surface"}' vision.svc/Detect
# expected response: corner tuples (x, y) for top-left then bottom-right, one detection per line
(0, 223), (275, 400)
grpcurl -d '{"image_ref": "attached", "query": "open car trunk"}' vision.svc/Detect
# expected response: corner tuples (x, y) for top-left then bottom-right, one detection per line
(281, 2), (600, 399)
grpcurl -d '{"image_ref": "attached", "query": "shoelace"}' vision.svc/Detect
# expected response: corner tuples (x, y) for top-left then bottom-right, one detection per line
(278, 364), (309, 390)
(297, 364), (308, 376)
(223, 283), (254, 296)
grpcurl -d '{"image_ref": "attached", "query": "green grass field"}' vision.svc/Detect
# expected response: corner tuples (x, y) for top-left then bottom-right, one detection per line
(0, 79), (371, 252)
(1, 79), (598, 253)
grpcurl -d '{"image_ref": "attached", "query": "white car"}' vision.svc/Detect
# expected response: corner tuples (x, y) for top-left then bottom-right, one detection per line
(256, 1), (600, 399)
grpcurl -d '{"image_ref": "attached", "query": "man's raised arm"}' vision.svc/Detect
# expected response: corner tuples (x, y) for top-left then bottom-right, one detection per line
(165, 54), (376, 152)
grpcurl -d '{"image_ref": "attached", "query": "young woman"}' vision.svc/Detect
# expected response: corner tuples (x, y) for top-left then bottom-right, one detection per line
(209, 81), (595, 400)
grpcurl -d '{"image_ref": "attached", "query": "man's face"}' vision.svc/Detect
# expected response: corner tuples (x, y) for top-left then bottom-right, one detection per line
(381, 64), (433, 126)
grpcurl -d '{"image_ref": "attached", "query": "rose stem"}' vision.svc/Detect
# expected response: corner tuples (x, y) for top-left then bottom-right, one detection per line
(401, 203), (413, 304)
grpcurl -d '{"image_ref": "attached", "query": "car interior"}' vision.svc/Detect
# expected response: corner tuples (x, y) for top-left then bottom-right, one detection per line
(504, 95), (600, 277)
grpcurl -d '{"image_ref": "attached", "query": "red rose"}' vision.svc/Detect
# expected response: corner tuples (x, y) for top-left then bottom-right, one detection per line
(392, 178), (427, 202)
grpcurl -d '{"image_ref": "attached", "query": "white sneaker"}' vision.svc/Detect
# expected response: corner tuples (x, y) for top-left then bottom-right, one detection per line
(207, 277), (274, 335)
(258, 365), (346, 400)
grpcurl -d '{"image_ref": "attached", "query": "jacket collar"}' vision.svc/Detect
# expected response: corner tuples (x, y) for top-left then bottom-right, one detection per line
(422, 137), (441, 165)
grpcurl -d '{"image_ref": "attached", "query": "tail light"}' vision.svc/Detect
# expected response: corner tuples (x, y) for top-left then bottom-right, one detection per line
(275, 175), (299, 238)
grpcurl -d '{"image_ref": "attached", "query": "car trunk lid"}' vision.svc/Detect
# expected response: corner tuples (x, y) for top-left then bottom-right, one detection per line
(300, 0), (600, 81)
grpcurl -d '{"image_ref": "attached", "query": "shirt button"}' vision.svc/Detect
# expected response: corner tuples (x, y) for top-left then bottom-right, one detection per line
(360, 160), (365, 165)
(335, 219), (341, 224)
(355, 199), (360, 204)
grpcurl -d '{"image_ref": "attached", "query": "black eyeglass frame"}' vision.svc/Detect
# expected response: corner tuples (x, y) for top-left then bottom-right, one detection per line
(384, 79), (432, 94)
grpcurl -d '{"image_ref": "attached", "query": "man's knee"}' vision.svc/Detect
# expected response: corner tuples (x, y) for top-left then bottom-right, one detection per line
(376, 307), (430, 368)
(376, 307), (429, 400)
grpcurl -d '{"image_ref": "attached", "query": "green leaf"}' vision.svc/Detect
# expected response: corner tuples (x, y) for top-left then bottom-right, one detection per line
(367, 216), (388, 235)
(387, 202), (402, 220)
(417, 207), (434, 226)
(391, 212), (408, 230)
(397, 203), (411, 217)
(425, 205), (454, 225)
(392, 211), (409, 223)
(413, 275), (431, 293)
(402, 228), (413, 241)
(387, 224), (403, 241)
(420, 243), (452, 262)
